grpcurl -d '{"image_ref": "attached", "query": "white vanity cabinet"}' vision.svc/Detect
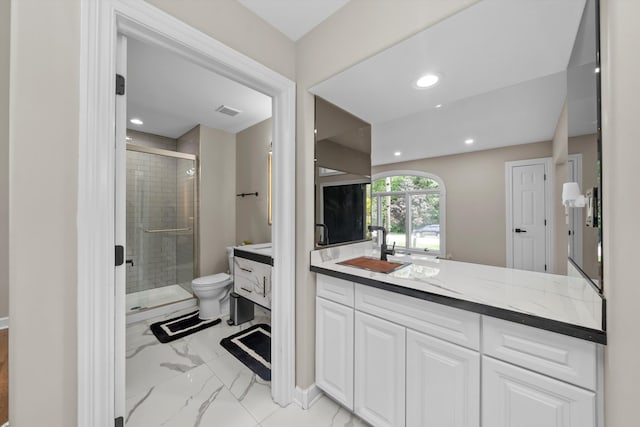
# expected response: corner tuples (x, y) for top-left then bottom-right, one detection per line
(234, 256), (272, 309)
(315, 275), (355, 410)
(481, 316), (599, 427)
(314, 273), (601, 427)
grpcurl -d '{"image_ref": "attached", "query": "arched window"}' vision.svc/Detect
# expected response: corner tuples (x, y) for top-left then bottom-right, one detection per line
(370, 171), (446, 256)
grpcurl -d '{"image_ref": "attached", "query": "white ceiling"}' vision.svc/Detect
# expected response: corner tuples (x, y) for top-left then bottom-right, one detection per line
(237, 0), (350, 41)
(310, 0), (595, 165)
(127, 37), (272, 138)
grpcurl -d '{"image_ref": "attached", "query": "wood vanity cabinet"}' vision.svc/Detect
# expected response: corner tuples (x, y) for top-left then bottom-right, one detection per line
(314, 273), (601, 427)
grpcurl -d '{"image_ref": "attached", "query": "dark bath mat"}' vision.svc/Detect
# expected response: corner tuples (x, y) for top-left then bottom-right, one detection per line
(220, 324), (271, 381)
(150, 311), (221, 343)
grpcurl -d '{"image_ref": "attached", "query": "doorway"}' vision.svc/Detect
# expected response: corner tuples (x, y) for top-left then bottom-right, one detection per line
(505, 158), (553, 272)
(78, 1), (296, 425)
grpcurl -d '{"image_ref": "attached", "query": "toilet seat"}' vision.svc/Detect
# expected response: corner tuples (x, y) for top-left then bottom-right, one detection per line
(192, 273), (231, 288)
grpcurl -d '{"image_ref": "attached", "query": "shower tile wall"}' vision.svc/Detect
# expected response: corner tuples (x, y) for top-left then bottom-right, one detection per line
(126, 151), (195, 294)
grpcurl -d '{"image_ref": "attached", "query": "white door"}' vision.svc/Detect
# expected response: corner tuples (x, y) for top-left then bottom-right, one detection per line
(483, 357), (596, 427)
(114, 34), (128, 422)
(508, 161), (548, 272)
(354, 311), (405, 427)
(315, 297), (354, 410)
(406, 330), (480, 427)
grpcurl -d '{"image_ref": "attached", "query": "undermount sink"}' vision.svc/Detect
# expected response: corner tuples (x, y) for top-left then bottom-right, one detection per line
(337, 256), (411, 274)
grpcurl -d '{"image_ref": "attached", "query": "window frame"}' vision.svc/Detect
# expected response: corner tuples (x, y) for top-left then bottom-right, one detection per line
(371, 170), (446, 257)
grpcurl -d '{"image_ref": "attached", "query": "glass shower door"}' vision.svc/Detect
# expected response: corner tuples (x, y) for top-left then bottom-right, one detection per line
(125, 146), (197, 313)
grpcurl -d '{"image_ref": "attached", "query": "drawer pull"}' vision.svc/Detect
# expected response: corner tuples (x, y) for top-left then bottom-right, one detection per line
(241, 287), (252, 293)
(239, 267), (253, 273)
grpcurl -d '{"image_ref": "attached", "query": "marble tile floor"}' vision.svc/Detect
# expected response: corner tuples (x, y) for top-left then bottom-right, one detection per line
(126, 306), (370, 427)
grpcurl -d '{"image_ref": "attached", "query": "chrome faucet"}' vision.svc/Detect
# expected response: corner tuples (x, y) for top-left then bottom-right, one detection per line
(368, 225), (395, 261)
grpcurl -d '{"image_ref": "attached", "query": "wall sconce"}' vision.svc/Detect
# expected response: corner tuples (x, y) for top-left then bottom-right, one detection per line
(562, 182), (586, 208)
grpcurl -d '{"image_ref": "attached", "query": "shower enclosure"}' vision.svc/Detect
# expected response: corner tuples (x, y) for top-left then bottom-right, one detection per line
(125, 144), (198, 313)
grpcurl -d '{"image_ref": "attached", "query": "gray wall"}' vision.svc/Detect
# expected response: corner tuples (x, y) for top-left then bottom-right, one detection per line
(236, 118), (272, 245)
(0, 0), (9, 320)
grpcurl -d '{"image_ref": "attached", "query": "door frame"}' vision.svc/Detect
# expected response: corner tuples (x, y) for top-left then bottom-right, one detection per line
(567, 154), (584, 266)
(78, 1), (296, 425)
(505, 158), (554, 271)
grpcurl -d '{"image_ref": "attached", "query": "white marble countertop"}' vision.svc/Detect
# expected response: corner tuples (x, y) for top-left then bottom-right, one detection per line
(234, 243), (272, 257)
(311, 241), (605, 341)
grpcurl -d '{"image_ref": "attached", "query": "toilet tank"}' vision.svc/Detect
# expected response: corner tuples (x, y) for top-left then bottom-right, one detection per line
(226, 246), (234, 275)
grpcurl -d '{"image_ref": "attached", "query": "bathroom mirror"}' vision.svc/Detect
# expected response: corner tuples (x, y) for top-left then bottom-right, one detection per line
(311, 0), (602, 289)
(314, 97), (372, 246)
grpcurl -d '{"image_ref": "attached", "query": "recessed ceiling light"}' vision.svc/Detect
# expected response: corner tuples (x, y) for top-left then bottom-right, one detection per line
(394, 151), (402, 156)
(130, 118), (143, 125)
(415, 74), (440, 89)
(465, 138), (474, 145)
(435, 104), (443, 109)
(594, 67), (600, 73)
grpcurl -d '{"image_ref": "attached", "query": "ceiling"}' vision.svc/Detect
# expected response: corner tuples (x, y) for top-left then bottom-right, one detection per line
(237, 0), (350, 41)
(310, 0), (595, 165)
(127, 37), (272, 138)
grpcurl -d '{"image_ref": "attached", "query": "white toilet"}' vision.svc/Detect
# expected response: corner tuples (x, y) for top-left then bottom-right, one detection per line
(191, 247), (235, 320)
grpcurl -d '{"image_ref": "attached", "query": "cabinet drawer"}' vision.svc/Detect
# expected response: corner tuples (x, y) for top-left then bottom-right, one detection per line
(483, 316), (597, 390)
(317, 274), (354, 307)
(355, 284), (480, 351)
(234, 257), (271, 309)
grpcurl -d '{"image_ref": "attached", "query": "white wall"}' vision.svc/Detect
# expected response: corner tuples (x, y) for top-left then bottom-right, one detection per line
(9, 0), (79, 425)
(601, 1), (640, 425)
(199, 125), (236, 275)
(295, 0), (480, 389)
(0, 0), (9, 320)
(236, 118), (272, 245)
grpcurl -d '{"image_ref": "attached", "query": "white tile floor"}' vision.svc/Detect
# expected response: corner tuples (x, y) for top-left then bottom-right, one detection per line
(126, 306), (369, 426)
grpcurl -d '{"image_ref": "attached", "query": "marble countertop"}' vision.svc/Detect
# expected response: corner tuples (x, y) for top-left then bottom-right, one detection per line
(311, 241), (606, 344)
(234, 243), (273, 264)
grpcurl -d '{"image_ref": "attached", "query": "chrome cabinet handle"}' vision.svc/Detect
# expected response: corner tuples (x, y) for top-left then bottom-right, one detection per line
(263, 276), (266, 297)
(241, 287), (252, 293)
(239, 266), (253, 273)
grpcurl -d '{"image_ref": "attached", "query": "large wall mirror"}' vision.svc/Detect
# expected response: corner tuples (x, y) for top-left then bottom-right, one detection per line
(312, 0), (602, 290)
(314, 97), (372, 246)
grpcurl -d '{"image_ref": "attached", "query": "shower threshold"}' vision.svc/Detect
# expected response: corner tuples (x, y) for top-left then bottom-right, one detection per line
(126, 285), (195, 323)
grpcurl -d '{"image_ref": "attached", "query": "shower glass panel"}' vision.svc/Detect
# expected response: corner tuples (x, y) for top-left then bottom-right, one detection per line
(126, 145), (197, 313)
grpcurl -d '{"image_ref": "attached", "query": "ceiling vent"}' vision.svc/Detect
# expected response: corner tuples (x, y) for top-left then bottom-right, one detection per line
(216, 105), (242, 117)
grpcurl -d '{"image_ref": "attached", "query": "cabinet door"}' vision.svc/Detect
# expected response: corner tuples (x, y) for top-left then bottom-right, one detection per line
(355, 311), (405, 427)
(406, 330), (480, 427)
(316, 297), (354, 409)
(483, 356), (596, 427)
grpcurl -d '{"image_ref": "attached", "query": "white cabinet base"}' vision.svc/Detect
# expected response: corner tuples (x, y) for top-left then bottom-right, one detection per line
(483, 356), (596, 427)
(315, 297), (354, 409)
(406, 330), (480, 427)
(355, 311), (406, 427)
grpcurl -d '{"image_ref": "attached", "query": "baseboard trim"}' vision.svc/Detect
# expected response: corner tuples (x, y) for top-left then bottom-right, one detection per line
(293, 384), (323, 409)
(0, 317), (8, 330)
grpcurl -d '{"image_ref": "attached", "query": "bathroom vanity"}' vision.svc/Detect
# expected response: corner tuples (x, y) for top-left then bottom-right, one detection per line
(311, 242), (605, 427)
(233, 243), (273, 309)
